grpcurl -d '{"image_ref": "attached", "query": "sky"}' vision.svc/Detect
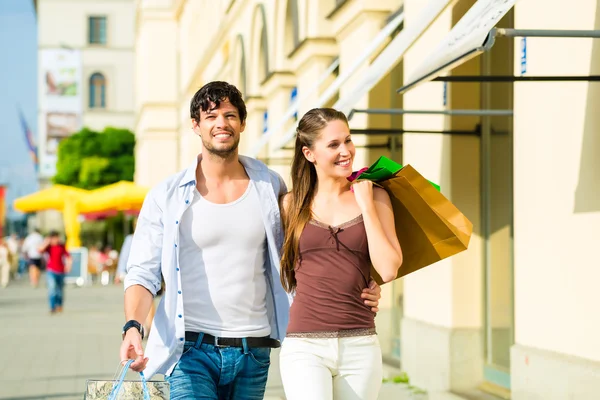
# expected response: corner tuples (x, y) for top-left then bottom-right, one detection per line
(0, 0), (39, 220)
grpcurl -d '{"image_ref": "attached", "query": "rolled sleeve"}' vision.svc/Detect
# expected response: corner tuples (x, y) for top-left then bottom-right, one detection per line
(124, 189), (164, 296)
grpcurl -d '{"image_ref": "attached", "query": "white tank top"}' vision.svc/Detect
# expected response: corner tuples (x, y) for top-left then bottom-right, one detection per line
(178, 180), (270, 337)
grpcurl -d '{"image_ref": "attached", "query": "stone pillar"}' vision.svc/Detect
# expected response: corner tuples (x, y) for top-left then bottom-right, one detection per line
(260, 72), (297, 185)
(400, 0), (483, 392)
(330, 1), (398, 168)
(134, 1), (179, 187)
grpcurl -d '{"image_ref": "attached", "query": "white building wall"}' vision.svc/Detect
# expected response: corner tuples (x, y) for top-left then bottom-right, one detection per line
(38, 0), (136, 131)
(512, 0), (600, 363)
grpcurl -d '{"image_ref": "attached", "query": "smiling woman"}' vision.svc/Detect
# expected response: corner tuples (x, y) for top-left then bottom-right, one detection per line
(279, 107), (402, 400)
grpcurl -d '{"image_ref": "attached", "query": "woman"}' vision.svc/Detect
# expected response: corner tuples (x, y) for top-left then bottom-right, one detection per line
(279, 108), (403, 400)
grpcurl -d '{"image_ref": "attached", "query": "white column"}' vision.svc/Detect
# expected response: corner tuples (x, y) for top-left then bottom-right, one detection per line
(134, 3), (179, 187)
(511, 0), (600, 398)
(400, 0), (483, 392)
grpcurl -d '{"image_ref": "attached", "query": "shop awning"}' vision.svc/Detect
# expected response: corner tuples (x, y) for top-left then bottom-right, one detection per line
(13, 185), (88, 213)
(273, 0), (456, 150)
(397, 0), (517, 94)
(78, 181), (149, 214)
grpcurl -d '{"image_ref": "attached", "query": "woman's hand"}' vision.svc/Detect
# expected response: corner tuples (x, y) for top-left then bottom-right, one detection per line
(352, 180), (375, 214)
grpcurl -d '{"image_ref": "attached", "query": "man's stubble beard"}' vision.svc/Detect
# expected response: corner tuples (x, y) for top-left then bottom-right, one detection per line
(202, 135), (240, 159)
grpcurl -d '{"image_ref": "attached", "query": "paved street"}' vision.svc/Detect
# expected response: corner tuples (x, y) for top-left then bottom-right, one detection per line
(0, 277), (285, 400)
(0, 277), (468, 400)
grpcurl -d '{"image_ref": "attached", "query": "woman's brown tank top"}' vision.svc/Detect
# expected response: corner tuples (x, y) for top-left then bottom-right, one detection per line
(286, 214), (376, 336)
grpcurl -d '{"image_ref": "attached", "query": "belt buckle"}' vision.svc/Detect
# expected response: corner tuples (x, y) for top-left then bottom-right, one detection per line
(214, 337), (229, 348)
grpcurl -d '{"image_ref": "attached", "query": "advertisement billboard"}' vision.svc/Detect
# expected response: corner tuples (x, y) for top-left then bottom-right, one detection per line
(39, 49), (83, 177)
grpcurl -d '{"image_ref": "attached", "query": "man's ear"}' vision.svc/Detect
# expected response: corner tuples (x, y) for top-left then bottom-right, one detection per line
(191, 119), (200, 135)
(240, 119), (246, 133)
(302, 146), (315, 163)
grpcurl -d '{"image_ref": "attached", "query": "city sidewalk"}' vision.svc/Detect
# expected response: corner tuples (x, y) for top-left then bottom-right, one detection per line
(0, 278), (466, 400)
(0, 279), (285, 400)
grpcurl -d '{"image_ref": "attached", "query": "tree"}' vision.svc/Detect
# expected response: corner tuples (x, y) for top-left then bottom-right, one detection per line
(53, 127), (135, 189)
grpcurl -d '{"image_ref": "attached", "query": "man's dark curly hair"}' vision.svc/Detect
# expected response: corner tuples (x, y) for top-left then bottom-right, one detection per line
(190, 81), (247, 123)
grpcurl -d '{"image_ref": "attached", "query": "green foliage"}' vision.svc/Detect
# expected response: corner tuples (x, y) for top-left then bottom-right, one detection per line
(79, 156), (110, 188)
(382, 372), (410, 384)
(392, 372), (410, 384)
(53, 126), (135, 189)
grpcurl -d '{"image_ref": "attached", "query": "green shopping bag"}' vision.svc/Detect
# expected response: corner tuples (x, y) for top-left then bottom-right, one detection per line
(350, 156), (440, 191)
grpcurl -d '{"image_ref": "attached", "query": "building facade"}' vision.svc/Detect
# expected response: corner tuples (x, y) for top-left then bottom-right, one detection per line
(37, 0), (136, 179)
(36, 0), (136, 230)
(134, 0), (600, 398)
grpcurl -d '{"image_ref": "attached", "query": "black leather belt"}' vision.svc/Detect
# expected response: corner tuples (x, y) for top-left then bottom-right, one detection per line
(185, 332), (281, 348)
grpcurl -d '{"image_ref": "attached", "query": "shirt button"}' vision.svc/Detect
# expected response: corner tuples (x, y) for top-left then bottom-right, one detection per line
(185, 200), (189, 204)
(176, 220), (179, 224)
(174, 244), (177, 248)
(178, 314), (182, 318)
(180, 338), (184, 342)
(178, 291), (182, 294)
(176, 268), (180, 271)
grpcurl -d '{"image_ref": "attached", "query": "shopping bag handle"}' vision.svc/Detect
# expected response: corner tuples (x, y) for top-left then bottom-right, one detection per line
(108, 359), (151, 400)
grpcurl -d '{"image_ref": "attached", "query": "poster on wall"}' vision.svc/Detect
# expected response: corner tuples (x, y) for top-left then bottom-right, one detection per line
(39, 49), (83, 178)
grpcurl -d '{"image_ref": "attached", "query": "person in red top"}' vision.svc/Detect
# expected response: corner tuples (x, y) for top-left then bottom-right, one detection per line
(39, 231), (71, 314)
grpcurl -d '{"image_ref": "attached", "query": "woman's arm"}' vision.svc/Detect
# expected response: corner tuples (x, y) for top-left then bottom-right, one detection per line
(353, 182), (403, 283)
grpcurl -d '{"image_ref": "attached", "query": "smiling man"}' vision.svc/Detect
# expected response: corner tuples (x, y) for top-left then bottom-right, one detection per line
(119, 81), (381, 399)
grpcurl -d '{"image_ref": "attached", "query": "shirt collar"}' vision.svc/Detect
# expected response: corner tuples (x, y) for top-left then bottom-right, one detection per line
(179, 154), (261, 188)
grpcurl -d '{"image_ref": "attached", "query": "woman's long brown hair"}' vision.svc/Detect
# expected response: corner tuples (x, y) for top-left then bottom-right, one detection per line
(280, 108), (349, 293)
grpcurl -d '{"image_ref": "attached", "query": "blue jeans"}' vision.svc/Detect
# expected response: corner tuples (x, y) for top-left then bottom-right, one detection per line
(166, 333), (271, 400)
(46, 271), (65, 311)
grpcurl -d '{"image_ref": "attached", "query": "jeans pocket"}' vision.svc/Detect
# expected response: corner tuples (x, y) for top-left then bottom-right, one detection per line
(247, 347), (271, 368)
(181, 341), (195, 357)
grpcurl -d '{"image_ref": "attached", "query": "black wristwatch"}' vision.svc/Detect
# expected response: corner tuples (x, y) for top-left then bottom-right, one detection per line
(122, 320), (144, 340)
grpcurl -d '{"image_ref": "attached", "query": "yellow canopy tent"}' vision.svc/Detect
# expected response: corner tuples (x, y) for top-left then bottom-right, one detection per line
(78, 181), (149, 214)
(13, 181), (150, 250)
(13, 185), (88, 249)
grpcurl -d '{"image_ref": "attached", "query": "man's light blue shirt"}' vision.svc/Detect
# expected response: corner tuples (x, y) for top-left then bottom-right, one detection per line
(124, 155), (292, 378)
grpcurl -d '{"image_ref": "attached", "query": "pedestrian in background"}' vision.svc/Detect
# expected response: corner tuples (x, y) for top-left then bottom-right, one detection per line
(22, 229), (44, 288)
(39, 231), (71, 314)
(5, 233), (19, 279)
(0, 237), (11, 288)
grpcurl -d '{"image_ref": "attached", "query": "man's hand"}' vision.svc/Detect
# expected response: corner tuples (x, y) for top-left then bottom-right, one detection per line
(362, 279), (382, 313)
(119, 329), (148, 372)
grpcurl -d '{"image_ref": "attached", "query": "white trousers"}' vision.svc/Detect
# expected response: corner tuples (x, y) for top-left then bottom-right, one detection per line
(279, 335), (382, 400)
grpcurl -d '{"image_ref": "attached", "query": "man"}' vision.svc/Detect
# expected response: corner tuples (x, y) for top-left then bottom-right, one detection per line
(22, 229), (44, 287)
(120, 81), (381, 399)
(39, 231), (71, 313)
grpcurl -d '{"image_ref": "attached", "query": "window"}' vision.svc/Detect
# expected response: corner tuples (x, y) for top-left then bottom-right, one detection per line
(89, 73), (106, 109)
(89, 16), (107, 45)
